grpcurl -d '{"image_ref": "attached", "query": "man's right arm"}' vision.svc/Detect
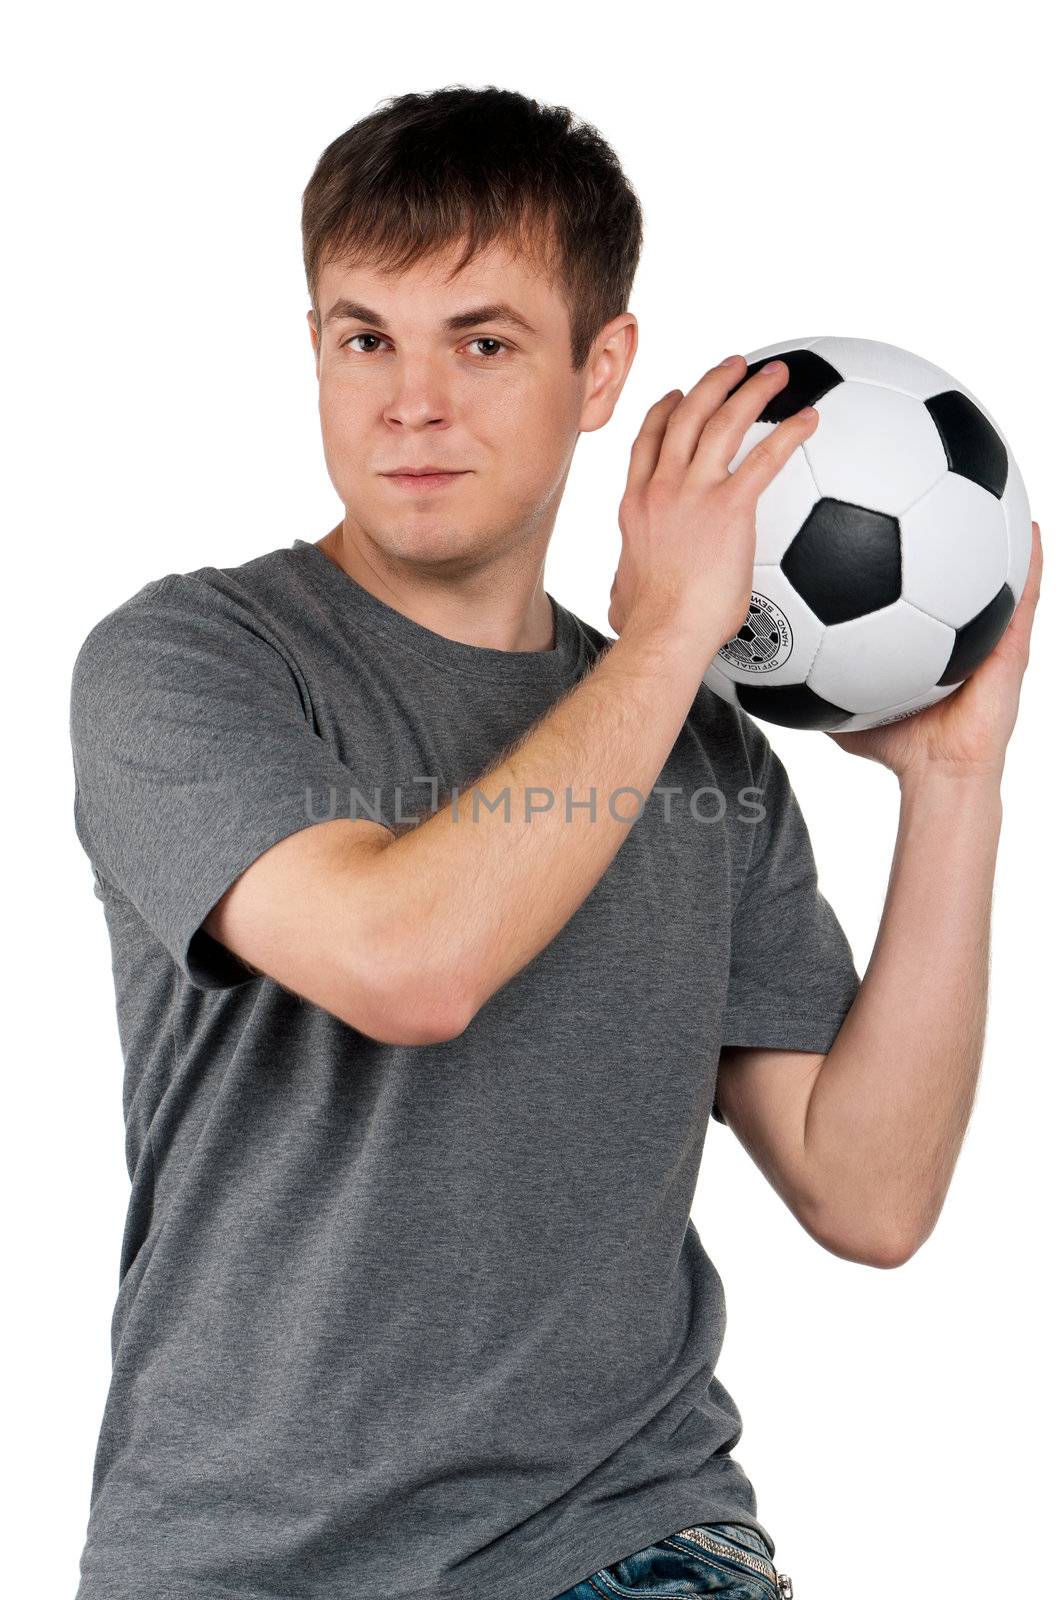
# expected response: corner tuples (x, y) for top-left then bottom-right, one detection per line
(204, 355), (817, 1045)
(202, 622), (706, 1044)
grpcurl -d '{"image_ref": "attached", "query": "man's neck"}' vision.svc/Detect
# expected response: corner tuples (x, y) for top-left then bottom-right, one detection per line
(315, 523), (557, 653)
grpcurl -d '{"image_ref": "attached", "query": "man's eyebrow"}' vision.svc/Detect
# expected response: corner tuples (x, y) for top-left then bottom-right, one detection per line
(322, 299), (538, 337)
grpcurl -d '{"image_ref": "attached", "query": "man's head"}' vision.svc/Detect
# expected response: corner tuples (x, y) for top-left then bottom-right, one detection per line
(301, 86), (643, 582)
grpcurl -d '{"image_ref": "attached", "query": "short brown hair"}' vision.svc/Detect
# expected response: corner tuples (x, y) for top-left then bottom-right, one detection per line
(301, 85), (643, 371)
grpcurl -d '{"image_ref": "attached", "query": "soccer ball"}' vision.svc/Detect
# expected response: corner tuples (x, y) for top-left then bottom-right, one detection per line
(704, 336), (1032, 732)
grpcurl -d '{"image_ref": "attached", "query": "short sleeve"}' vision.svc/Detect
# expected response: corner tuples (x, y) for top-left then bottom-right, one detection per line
(69, 573), (367, 991)
(712, 715), (861, 1123)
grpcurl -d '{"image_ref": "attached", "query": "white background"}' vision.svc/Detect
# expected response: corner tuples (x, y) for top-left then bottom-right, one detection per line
(4, 3), (1059, 1596)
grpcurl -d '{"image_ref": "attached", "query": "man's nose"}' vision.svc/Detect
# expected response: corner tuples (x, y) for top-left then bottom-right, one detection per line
(382, 358), (454, 427)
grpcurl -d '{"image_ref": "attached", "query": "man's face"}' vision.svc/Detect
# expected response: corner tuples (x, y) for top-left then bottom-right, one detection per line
(308, 236), (632, 574)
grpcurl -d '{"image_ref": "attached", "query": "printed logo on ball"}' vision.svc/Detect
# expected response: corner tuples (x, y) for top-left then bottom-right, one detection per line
(717, 592), (793, 673)
(863, 701), (936, 727)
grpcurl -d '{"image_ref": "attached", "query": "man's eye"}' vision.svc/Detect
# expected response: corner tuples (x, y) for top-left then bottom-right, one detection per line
(468, 337), (508, 359)
(345, 333), (383, 353)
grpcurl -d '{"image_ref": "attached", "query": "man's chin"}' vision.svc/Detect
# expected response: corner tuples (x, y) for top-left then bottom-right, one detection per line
(371, 522), (496, 572)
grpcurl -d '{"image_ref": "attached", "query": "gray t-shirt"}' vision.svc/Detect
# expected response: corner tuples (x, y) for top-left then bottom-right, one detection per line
(68, 537), (860, 1600)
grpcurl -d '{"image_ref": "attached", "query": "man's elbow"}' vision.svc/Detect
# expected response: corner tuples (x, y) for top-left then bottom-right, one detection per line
(349, 941), (475, 1047)
(397, 981), (474, 1046)
(862, 1234), (924, 1270)
(861, 1204), (940, 1269)
(811, 1218), (927, 1271)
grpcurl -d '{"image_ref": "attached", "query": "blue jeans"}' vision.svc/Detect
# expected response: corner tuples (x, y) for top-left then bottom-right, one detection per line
(551, 1521), (793, 1598)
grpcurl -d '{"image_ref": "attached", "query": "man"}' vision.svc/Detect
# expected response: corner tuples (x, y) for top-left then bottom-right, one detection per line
(68, 85), (1041, 1600)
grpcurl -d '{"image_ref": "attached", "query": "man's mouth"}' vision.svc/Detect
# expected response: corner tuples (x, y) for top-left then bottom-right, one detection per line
(381, 470), (470, 491)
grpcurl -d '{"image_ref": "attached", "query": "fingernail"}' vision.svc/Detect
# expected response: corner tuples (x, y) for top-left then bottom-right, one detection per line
(721, 354), (745, 367)
(763, 360), (784, 375)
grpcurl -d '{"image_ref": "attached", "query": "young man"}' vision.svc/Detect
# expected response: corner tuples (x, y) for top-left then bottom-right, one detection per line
(68, 86), (1041, 1600)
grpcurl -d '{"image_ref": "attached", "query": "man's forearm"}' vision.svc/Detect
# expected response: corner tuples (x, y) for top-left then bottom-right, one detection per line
(368, 623), (711, 1030)
(803, 765), (1004, 1262)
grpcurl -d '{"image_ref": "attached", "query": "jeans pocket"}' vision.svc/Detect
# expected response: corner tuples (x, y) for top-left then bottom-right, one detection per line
(594, 1521), (779, 1598)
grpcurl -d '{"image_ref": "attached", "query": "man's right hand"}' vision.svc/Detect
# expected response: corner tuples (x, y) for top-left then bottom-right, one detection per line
(608, 354), (819, 669)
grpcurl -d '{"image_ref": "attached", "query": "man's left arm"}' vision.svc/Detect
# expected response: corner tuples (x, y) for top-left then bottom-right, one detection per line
(720, 521), (1043, 1268)
(802, 762), (1000, 1266)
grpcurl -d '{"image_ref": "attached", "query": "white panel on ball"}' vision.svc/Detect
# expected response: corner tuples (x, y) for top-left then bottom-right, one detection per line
(901, 474), (1009, 627)
(739, 447), (819, 565)
(808, 600), (955, 711)
(803, 384), (949, 515)
(832, 683), (958, 733)
(727, 420), (772, 473)
(799, 336), (957, 400)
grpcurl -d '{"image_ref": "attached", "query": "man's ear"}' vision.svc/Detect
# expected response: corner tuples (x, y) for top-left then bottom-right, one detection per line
(580, 314), (638, 434)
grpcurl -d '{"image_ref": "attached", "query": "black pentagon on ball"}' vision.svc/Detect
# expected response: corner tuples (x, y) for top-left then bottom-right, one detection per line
(936, 582), (1016, 685)
(734, 680), (852, 730)
(738, 349), (844, 423)
(781, 498), (902, 624)
(924, 391), (1009, 499)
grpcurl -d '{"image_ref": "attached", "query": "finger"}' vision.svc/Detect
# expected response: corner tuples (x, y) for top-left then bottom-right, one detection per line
(1009, 520), (1043, 652)
(624, 389), (685, 497)
(1029, 519), (1043, 590)
(656, 358), (791, 484)
(1016, 519), (1043, 608)
(724, 404), (820, 498)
